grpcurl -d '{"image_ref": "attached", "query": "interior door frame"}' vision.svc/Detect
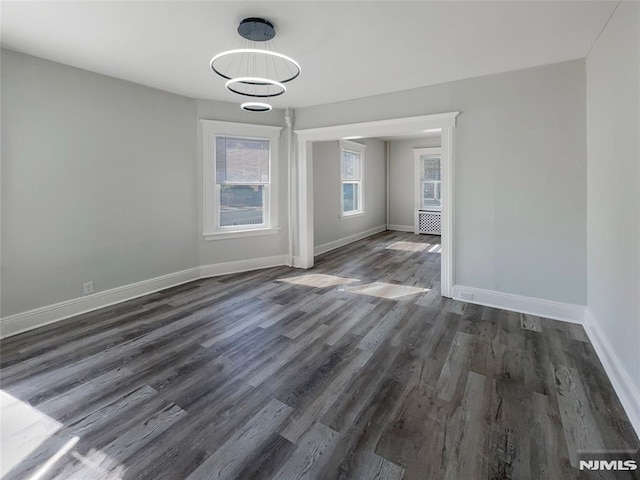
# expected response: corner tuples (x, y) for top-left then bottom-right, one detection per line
(294, 111), (459, 298)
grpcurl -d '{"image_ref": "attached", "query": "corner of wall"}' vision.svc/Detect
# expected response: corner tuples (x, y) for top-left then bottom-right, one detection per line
(584, 309), (640, 437)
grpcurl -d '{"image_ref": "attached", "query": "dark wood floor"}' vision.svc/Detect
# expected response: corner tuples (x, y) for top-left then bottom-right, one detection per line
(1, 231), (638, 480)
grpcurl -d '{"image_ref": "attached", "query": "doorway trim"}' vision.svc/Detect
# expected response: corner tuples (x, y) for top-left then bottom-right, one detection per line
(294, 111), (459, 298)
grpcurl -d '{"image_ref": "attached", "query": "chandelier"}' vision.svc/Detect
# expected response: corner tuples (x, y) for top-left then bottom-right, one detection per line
(210, 18), (301, 112)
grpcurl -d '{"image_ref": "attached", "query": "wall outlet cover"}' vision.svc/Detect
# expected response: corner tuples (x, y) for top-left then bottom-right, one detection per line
(83, 281), (94, 295)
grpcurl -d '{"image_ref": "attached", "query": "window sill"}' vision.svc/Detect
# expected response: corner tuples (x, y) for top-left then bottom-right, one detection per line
(340, 211), (366, 220)
(203, 226), (281, 241)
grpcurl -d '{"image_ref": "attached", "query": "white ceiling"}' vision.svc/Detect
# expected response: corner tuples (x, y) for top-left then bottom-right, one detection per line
(1, 1), (616, 109)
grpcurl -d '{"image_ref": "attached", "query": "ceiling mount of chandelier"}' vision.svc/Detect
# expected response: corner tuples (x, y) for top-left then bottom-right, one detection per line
(210, 17), (301, 111)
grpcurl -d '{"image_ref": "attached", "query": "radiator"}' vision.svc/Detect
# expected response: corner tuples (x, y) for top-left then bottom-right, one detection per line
(418, 210), (441, 235)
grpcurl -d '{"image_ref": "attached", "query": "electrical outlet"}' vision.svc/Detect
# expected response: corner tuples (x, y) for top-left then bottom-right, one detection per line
(459, 291), (473, 301)
(83, 281), (94, 295)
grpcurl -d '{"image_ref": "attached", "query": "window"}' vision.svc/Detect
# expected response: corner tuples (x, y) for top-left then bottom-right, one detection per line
(202, 120), (282, 240)
(421, 155), (441, 209)
(216, 137), (269, 228)
(340, 141), (365, 217)
(414, 147), (442, 213)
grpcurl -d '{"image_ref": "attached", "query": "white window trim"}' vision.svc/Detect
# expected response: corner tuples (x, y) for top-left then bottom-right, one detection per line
(339, 140), (366, 218)
(201, 119), (282, 241)
(414, 147), (442, 212)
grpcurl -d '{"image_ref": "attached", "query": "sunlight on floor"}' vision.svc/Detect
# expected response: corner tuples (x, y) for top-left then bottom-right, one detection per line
(344, 282), (428, 299)
(385, 241), (429, 252)
(1, 388), (126, 479)
(385, 241), (441, 253)
(61, 448), (126, 480)
(28, 435), (79, 480)
(1, 390), (62, 477)
(278, 273), (360, 288)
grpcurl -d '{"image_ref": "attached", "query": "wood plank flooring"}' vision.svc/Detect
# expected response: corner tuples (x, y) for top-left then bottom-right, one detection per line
(1, 231), (638, 479)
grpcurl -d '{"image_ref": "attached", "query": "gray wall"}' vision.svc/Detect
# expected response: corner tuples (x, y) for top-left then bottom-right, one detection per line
(0, 50), (293, 319)
(313, 138), (386, 248)
(296, 60), (587, 305)
(586, 2), (640, 402)
(195, 100), (289, 265)
(1, 50), (592, 319)
(1, 49), (198, 316)
(388, 136), (441, 228)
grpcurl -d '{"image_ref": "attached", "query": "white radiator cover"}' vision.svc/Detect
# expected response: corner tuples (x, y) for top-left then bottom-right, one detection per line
(417, 210), (441, 235)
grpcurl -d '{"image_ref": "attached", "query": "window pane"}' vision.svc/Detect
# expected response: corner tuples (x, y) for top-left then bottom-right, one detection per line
(216, 136), (269, 184)
(342, 182), (359, 213)
(342, 150), (361, 180)
(422, 181), (441, 208)
(422, 156), (441, 181)
(219, 185), (264, 226)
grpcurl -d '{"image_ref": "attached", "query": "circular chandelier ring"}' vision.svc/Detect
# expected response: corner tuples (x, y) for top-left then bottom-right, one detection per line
(241, 102), (273, 112)
(225, 77), (286, 98)
(211, 49), (301, 83)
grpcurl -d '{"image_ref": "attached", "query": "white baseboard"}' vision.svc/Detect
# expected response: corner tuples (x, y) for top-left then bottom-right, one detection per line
(451, 285), (640, 438)
(314, 225), (387, 256)
(1, 255), (290, 339)
(200, 255), (288, 278)
(291, 256), (306, 269)
(0, 267), (201, 339)
(584, 309), (640, 438)
(451, 285), (586, 324)
(387, 224), (414, 233)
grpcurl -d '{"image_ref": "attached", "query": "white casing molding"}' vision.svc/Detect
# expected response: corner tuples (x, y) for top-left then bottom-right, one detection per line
(295, 112), (459, 141)
(0, 255), (288, 339)
(452, 285), (586, 324)
(200, 119), (283, 240)
(297, 139), (315, 269)
(314, 225), (386, 256)
(295, 111), (460, 298)
(387, 224), (414, 232)
(584, 309), (640, 438)
(440, 127), (454, 298)
(291, 256), (306, 268)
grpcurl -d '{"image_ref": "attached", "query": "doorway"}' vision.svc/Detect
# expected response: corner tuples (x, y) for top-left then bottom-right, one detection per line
(294, 112), (459, 298)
